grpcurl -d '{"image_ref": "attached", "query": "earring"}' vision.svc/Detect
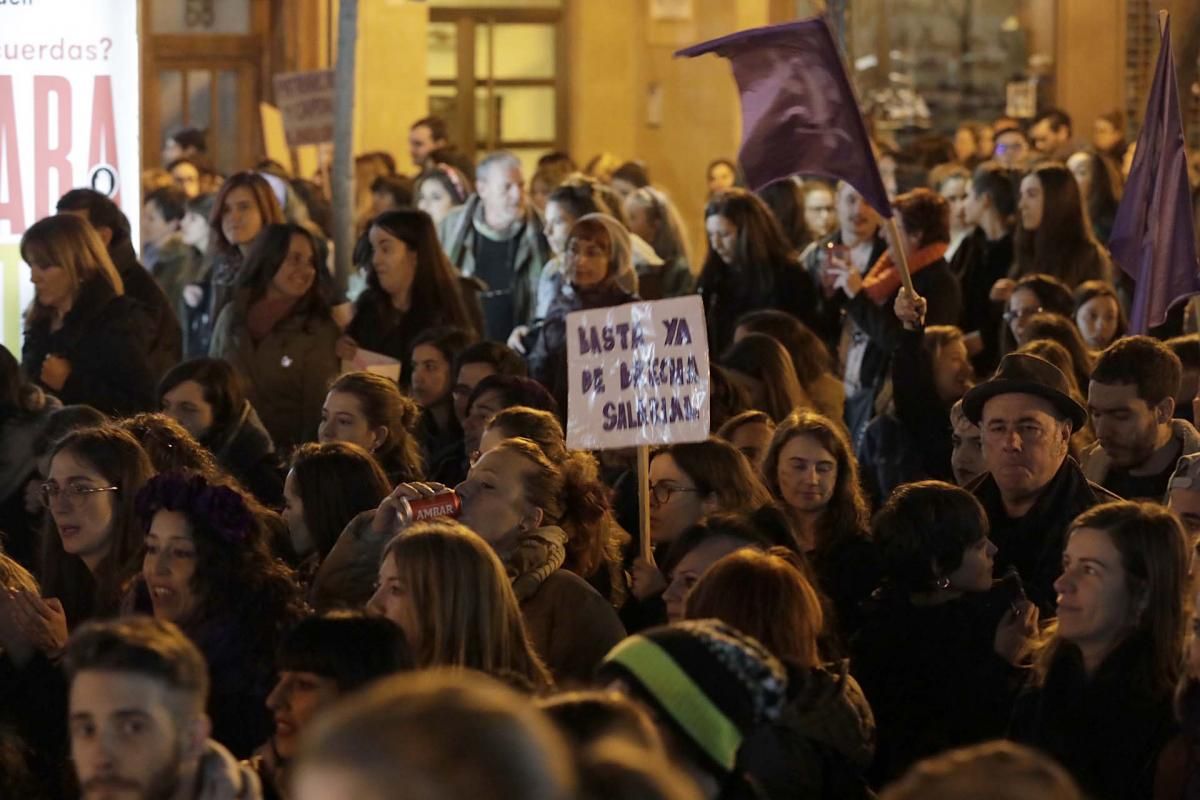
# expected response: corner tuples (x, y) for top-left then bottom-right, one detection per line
(935, 576), (951, 590)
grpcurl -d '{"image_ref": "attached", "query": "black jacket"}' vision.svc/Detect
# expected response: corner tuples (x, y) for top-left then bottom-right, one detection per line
(857, 326), (956, 503)
(972, 457), (1118, 614)
(113, 239), (183, 381)
(699, 257), (818, 357)
(851, 586), (1020, 785)
(1011, 635), (1177, 800)
(812, 533), (883, 646)
(21, 278), (156, 416)
(950, 228), (1012, 376)
(210, 401), (285, 507)
(842, 258), (962, 447)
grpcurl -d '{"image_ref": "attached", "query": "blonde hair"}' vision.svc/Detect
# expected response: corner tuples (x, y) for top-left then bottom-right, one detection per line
(21, 214), (123, 326)
(382, 521), (553, 691)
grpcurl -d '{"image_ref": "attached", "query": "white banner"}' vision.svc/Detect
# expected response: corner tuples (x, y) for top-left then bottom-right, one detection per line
(0, 0), (141, 353)
(566, 295), (710, 450)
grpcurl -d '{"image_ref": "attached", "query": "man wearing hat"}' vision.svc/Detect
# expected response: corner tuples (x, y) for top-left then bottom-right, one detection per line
(962, 352), (1117, 613)
(1083, 336), (1200, 500)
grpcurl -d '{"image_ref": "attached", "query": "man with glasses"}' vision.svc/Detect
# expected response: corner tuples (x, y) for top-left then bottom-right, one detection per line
(962, 352), (1117, 612)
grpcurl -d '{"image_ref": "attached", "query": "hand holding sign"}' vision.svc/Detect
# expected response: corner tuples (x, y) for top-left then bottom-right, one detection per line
(567, 296), (711, 566)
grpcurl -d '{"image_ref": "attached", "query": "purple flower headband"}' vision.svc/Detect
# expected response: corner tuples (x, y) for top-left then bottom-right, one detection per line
(135, 472), (255, 544)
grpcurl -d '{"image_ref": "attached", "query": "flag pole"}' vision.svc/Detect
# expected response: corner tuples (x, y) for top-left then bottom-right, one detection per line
(637, 445), (655, 567)
(885, 217), (916, 296)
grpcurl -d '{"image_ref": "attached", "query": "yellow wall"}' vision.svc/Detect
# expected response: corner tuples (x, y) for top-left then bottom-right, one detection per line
(1054, 0), (1124, 137)
(568, 0), (771, 264)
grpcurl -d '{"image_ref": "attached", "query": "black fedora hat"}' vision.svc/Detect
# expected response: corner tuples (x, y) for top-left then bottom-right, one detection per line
(961, 352), (1087, 430)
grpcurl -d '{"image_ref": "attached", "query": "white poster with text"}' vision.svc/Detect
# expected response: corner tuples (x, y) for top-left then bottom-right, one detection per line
(566, 295), (710, 450)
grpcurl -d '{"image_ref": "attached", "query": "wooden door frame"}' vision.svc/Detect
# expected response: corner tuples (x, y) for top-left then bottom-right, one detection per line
(140, 0), (270, 172)
(429, 7), (568, 162)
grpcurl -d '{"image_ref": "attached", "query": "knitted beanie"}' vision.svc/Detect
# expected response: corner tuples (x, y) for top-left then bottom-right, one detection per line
(598, 619), (788, 776)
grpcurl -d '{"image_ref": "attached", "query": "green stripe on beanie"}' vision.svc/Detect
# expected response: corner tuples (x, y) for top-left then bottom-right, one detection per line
(603, 634), (746, 771)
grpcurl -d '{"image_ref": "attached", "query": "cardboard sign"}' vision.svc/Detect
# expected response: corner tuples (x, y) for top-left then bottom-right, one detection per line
(566, 296), (710, 450)
(273, 69), (335, 147)
(0, 0), (141, 352)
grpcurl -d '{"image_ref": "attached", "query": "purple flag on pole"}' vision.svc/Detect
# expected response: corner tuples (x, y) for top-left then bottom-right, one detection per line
(1108, 15), (1200, 334)
(676, 17), (892, 218)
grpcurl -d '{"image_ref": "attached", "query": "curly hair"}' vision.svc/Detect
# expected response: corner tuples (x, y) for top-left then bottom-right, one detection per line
(119, 413), (221, 477)
(136, 471), (307, 655)
(484, 408), (630, 594)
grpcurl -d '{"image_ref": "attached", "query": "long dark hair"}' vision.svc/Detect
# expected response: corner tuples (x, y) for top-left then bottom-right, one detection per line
(0, 345), (46, 422)
(699, 188), (798, 302)
(761, 410), (871, 554)
(157, 358), (249, 450)
(290, 442), (391, 559)
(237, 223), (331, 323)
(357, 209), (475, 334)
(1015, 164), (1104, 287)
(40, 427), (155, 625)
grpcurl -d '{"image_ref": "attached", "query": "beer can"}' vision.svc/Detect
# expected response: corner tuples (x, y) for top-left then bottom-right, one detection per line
(397, 491), (462, 526)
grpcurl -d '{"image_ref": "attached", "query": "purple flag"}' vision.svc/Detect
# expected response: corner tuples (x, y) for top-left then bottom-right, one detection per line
(1108, 15), (1200, 333)
(676, 17), (892, 218)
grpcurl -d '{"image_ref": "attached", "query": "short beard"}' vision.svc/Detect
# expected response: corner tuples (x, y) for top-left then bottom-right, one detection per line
(142, 735), (187, 800)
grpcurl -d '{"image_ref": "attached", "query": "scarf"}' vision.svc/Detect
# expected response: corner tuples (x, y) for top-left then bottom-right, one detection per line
(246, 294), (299, 343)
(862, 242), (948, 305)
(506, 526), (567, 601)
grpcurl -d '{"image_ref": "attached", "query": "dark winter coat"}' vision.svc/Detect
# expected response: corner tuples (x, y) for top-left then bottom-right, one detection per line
(950, 228), (1012, 375)
(21, 277), (156, 416)
(972, 457), (1118, 614)
(852, 586), (1021, 785)
(1011, 634), (1177, 800)
(209, 292), (341, 452)
(112, 239), (183, 381)
(520, 564), (627, 686)
(208, 400), (285, 507)
(699, 257), (819, 357)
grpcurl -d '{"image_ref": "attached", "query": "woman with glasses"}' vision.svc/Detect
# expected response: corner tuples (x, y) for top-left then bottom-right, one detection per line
(210, 223), (340, 452)
(762, 410), (881, 643)
(1001, 273), (1074, 355)
(524, 214), (640, 413)
(318, 371), (424, 486)
(35, 427), (154, 636)
(19, 214), (156, 416)
(624, 437), (775, 632)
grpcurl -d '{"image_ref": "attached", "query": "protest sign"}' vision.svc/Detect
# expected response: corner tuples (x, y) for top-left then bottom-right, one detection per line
(566, 295), (710, 451)
(0, 0), (141, 352)
(273, 70), (336, 147)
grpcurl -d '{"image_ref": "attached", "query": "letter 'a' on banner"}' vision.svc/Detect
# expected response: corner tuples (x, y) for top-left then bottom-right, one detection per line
(566, 295), (711, 451)
(0, 0), (141, 353)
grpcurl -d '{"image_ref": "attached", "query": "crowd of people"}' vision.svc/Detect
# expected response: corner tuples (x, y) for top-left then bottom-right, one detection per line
(3, 103), (1200, 800)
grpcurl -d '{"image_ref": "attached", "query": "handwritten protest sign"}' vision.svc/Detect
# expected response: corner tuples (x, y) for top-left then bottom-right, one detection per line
(566, 296), (710, 451)
(273, 70), (335, 147)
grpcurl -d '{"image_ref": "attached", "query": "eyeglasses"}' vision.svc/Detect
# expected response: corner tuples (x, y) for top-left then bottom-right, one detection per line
(649, 482), (702, 506)
(40, 483), (118, 509)
(1002, 306), (1043, 323)
(982, 422), (1050, 444)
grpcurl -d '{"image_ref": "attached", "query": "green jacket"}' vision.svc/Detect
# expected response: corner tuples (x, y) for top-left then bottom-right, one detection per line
(209, 294), (340, 452)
